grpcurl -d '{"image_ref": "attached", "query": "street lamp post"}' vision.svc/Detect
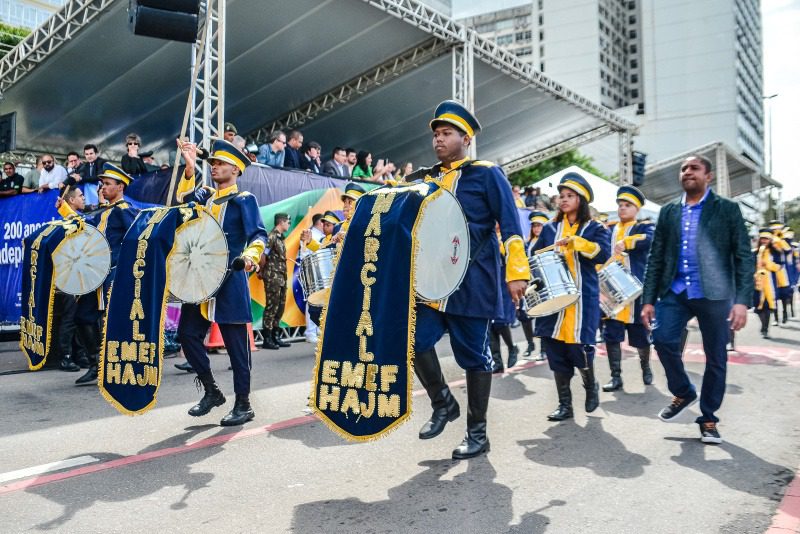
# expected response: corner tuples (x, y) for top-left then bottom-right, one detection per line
(762, 93), (779, 221)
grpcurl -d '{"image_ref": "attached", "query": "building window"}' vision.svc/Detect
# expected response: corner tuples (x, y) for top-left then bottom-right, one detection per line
(496, 34), (513, 46)
(631, 74), (638, 83)
(496, 18), (514, 30)
(540, 62), (545, 72)
(539, 45), (545, 57)
(629, 29), (637, 38)
(630, 59), (638, 68)
(538, 14), (543, 25)
(629, 44), (637, 53)
(476, 22), (495, 33)
(631, 89), (639, 98)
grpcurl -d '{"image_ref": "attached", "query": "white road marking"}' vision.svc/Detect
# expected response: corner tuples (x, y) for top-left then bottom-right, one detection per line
(0, 455), (100, 484)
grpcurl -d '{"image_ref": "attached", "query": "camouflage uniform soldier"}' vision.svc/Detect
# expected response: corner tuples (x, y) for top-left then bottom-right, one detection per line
(259, 213), (290, 350)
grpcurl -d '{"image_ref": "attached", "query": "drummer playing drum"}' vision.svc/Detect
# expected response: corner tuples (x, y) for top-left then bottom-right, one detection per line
(531, 173), (611, 422)
(601, 186), (655, 392)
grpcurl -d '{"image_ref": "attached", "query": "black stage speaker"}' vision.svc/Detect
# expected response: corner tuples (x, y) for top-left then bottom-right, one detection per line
(0, 112), (16, 153)
(128, 0), (200, 43)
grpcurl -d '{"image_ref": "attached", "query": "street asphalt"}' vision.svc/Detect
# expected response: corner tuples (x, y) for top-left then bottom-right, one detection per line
(1, 312), (799, 533)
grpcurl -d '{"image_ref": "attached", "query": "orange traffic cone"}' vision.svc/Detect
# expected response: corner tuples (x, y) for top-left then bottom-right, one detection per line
(205, 322), (225, 351)
(246, 323), (257, 351)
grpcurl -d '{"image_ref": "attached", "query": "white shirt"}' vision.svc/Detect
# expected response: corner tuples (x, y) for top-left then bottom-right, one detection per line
(39, 164), (68, 189)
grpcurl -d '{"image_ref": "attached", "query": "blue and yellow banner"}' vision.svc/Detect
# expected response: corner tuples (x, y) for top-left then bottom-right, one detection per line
(310, 183), (433, 441)
(19, 220), (77, 369)
(100, 205), (199, 415)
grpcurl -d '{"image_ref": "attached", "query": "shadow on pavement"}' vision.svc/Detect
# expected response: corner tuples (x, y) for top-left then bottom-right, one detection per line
(28, 424), (228, 530)
(290, 457), (557, 533)
(269, 420), (357, 449)
(490, 372), (539, 402)
(518, 418), (649, 479)
(665, 437), (795, 502)
(600, 387), (671, 419)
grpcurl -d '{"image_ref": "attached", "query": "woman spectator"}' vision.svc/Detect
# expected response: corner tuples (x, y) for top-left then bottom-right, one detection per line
(121, 133), (148, 175)
(351, 151), (386, 183)
(396, 162), (414, 182)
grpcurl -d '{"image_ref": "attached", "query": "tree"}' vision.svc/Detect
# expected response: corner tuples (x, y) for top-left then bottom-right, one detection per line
(0, 23), (30, 59)
(783, 195), (800, 236)
(508, 150), (612, 187)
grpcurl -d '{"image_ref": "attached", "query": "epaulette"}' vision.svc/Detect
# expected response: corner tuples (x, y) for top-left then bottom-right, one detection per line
(605, 220), (618, 226)
(471, 160), (496, 168)
(237, 190), (253, 198)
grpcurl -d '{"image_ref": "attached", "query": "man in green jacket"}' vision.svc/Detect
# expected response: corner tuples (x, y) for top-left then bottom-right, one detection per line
(641, 155), (753, 445)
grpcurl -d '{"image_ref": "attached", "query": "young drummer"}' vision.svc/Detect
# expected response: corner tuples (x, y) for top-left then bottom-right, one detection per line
(519, 210), (550, 360)
(753, 228), (781, 338)
(601, 186), (655, 392)
(531, 173), (611, 421)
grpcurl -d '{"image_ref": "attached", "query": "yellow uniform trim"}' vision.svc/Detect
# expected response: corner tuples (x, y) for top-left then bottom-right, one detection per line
(622, 233), (646, 250)
(555, 217), (580, 344)
(611, 220), (636, 323)
(58, 202), (77, 219)
(431, 113), (474, 137)
(99, 169), (131, 185)
(617, 192), (642, 208)
(209, 150), (246, 172)
(504, 236), (530, 282)
(561, 180), (591, 201)
(175, 170), (198, 203)
(755, 245), (781, 309)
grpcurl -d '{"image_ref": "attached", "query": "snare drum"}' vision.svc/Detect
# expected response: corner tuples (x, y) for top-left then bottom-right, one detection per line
(167, 211), (229, 303)
(52, 224), (111, 295)
(598, 260), (643, 317)
(524, 250), (580, 317)
(413, 188), (470, 302)
(300, 247), (336, 306)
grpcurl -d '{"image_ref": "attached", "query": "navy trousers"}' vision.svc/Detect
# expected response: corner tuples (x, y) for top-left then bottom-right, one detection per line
(542, 337), (595, 376)
(602, 319), (650, 348)
(652, 290), (730, 423)
(178, 304), (252, 395)
(414, 304), (492, 372)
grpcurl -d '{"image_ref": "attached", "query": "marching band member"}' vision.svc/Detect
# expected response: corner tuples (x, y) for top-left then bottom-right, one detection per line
(782, 227), (797, 319)
(57, 163), (138, 386)
(768, 221), (792, 325)
(413, 100), (529, 459)
(301, 211), (344, 329)
(753, 228), (781, 339)
(531, 173), (611, 422)
(601, 186), (654, 392)
(175, 138), (268, 426)
(520, 210), (550, 360)
(490, 226), (520, 374)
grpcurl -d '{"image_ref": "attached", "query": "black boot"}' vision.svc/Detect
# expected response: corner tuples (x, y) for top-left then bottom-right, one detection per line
(273, 327), (290, 348)
(174, 360), (195, 372)
(547, 373), (573, 421)
(489, 328), (503, 374)
(521, 320), (535, 357)
(59, 354), (80, 372)
(602, 342), (623, 392)
(261, 328), (279, 350)
(452, 370), (492, 460)
(414, 349), (459, 439)
(220, 394), (255, 426)
(75, 323), (100, 386)
(579, 365), (600, 413)
(638, 346), (653, 385)
(188, 372), (226, 416)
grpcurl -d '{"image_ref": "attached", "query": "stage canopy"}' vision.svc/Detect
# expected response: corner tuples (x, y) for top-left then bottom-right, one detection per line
(0, 0), (635, 171)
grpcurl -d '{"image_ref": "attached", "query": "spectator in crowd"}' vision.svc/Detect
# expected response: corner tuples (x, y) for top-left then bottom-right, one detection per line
(121, 133), (148, 176)
(511, 185), (526, 208)
(283, 130), (303, 169)
(21, 157), (42, 192)
(381, 160), (397, 181)
(65, 151), (82, 179)
(524, 186), (536, 207)
(257, 131), (286, 167)
(37, 154), (68, 192)
(396, 162), (414, 181)
(322, 147), (349, 177)
(71, 144), (107, 207)
(0, 161), (26, 197)
(139, 151), (159, 172)
(300, 141), (322, 174)
(233, 135), (247, 152)
(352, 150), (386, 182)
(224, 122), (238, 143)
(345, 148), (357, 174)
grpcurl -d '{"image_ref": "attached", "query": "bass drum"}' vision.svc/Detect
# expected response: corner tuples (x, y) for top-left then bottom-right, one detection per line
(414, 188), (470, 302)
(168, 211), (229, 303)
(53, 223), (111, 295)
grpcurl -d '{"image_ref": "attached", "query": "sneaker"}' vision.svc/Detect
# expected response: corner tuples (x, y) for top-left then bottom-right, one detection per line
(699, 422), (722, 444)
(657, 392), (698, 422)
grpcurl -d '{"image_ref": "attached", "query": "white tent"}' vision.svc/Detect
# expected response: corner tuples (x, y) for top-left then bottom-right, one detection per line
(532, 165), (661, 221)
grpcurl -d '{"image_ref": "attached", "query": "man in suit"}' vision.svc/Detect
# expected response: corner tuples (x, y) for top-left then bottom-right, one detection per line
(283, 129), (303, 169)
(299, 141), (322, 174)
(641, 155), (753, 445)
(322, 147), (350, 177)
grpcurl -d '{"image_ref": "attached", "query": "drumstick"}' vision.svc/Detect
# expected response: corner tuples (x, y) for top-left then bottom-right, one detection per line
(59, 184), (71, 200)
(534, 244), (558, 254)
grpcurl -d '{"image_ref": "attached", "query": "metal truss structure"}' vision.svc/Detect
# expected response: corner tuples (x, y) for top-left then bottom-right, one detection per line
(618, 130), (633, 185)
(190, 0), (225, 148)
(501, 125), (615, 175)
(248, 37), (450, 144)
(452, 42), (475, 158)
(0, 0), (115, 96)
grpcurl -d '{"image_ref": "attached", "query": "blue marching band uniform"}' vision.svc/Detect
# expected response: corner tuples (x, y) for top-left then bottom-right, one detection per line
(601, 185), (655, 392)
(531, 173), (611, 421)
(57, 163), (139, 385)
(175, 139), (268, 426)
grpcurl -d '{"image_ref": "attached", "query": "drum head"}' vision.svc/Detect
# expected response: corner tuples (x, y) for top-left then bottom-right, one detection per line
(168, 213), (229, 303)
(53, 224), (111, 295)
(527, 293), (580, 317)
(307, 287), (331, 306)
(414, 189), (470, 301)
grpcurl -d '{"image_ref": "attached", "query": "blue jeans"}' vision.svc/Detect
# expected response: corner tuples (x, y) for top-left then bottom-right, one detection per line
(652, 291), (731, 423)
(414, 305), (492, 372)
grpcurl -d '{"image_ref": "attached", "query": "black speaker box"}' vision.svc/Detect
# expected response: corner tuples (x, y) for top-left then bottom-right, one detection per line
(129, 3), (199, 43)
(0, 112), (16, 153)
(136, 0), (200, 15)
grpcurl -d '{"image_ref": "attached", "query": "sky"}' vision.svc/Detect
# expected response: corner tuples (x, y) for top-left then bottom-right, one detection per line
(451, 0), (800, 201)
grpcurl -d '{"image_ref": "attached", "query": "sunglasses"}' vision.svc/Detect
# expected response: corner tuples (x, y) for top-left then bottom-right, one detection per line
(127, 142), (140, 146)
(42, 160), (54, 164)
